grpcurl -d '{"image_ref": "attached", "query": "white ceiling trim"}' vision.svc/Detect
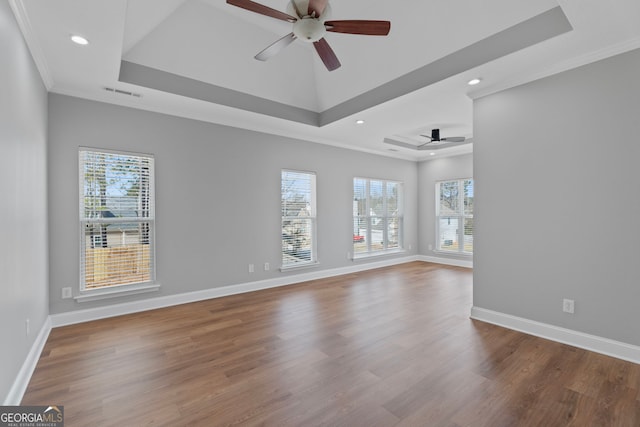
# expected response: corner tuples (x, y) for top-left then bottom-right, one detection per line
(14, 0), (640, 162)
(120, 6), (572, 128)
(320, 6), (572, 126)
(8, 0), (54, 90)
(49, 84), (420, 162)
(418, 145), (474, 163)
(119, 60), (319, 125)
(468, 35), (640, 100)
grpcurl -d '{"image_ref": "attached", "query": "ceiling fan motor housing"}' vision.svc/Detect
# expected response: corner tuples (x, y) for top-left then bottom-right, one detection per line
(294, 17), (327, 42)
(432, 129), (440, 141)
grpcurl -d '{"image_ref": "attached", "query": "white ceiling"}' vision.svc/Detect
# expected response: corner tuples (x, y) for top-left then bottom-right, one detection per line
(10, 0), (640, 160)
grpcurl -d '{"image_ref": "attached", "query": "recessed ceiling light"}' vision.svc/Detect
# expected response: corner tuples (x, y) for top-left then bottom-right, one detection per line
(467, 78), (481, 86)
(355, 120), (365, 125)
(430, 152), (436, 156)
(71, 35), (89, 45)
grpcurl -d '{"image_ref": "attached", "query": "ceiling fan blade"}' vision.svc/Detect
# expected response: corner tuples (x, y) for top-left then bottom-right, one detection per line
(419, 134), (433, 140)
(325, 20), (391, 36)
(227, 0), (296, 22)
(313, 38), (341, 71)
(308, 0), (328, 17)
(441, 137), (466, 143)
(255, 33), (297, 61)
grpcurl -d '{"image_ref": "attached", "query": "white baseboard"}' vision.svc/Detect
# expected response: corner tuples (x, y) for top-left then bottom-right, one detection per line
(4, 316), (52, 405)
(418, 255), (473, 268)
(51, 256), (419, 327)
(470, 306), (640, 365)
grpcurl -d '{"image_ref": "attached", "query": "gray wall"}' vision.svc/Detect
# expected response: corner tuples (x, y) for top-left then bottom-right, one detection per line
(418, 153), (473, 260)
(48, 94), (418, 314)
(0, 2), (49, 402)
(473, 48), (640, 346)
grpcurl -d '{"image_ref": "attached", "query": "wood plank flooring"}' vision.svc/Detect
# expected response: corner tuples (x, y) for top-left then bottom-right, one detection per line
(23, 262), (640, 426)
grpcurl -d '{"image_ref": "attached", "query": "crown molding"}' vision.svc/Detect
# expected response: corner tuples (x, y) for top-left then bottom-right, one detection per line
(50, 87), (422, 162)
(468, 35), (640, 100)
(8, 0), (54, 90)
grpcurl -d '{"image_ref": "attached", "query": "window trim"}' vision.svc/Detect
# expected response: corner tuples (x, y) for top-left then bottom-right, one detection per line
(435, 178), (473, 255)
(281, 169), (318, 270)
(78, 147), (157, 300)
(353, 177), (404, 259)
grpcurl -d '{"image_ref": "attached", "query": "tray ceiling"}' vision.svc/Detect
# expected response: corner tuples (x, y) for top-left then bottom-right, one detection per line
(11, 0), (640, 160)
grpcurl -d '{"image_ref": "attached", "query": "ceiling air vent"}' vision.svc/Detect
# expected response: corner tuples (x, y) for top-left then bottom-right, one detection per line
(103, 87), (142, 98)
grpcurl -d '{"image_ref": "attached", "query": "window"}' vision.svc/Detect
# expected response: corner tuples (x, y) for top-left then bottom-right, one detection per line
(281, 170), (317, 268)
(436, 178), (473, 254)
(353, 178), (403, 256)
(79, 148), (156, 294)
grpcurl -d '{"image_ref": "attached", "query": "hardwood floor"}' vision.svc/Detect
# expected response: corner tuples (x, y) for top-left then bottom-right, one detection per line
(23, 262), (640, 426)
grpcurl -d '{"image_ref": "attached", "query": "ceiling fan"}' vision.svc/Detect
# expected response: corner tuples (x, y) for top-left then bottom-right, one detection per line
(227, 0), (391, 71)
(383, 128), (470, 151)
(418, 129), (466, 147)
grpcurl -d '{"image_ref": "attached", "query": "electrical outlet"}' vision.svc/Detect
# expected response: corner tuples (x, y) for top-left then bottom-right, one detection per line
(62, 287), (72, 299)
(25, 319), (30, 336)
(248, 264), (254, 273)
(264, 262), (270, 271)
(563, 299), (575, 314)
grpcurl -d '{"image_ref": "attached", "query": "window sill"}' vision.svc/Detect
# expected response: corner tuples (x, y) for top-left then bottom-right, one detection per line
(433, 250), (473, 258)
(75, 282), (160, 303)
(353, 249), (405, 261)
(280, 261), (320, 272)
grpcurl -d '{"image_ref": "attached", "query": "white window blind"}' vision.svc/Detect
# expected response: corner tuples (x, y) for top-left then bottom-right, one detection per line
(281, 170), (317, 268)
(353, 178), (403, 256)
(436, 178), (473, 254)
(79, 149), (155, 291)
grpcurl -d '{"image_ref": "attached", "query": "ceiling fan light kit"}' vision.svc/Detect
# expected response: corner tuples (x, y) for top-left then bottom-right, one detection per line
(227, 0), (390, 71)
(293, 17), (327, 42)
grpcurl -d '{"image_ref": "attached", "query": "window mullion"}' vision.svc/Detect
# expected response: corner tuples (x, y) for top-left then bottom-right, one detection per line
(382, 182), (388, 251)
(459, 181), (464, 253)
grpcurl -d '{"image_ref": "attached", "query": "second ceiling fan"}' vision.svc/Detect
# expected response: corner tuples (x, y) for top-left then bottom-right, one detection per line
(227, 0), (391, 71)
(419, 129), (466, 147)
